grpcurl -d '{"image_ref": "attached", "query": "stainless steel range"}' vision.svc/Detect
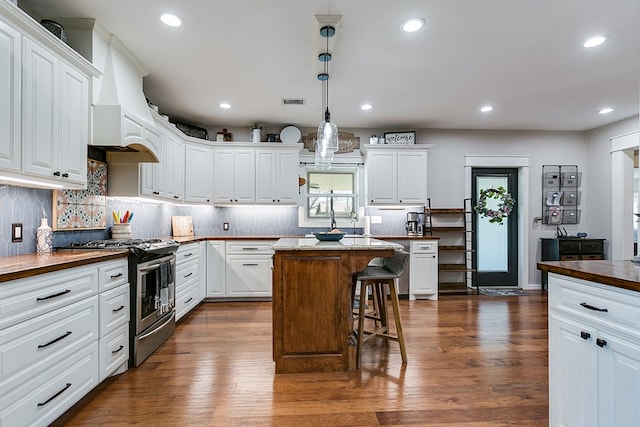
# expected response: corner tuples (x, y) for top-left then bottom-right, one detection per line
(66, 238), (180, 367)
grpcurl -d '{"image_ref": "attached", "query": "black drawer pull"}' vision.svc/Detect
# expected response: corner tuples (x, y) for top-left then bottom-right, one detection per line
(38, 331), (72, 349)
(242, 263), (259, 267)
(580, 331), (591, 340)
(184, 272), (193, 278)
(112, 305), (125, 313)
(596, 338), (607, 348)
(580, 302), (608, 312)
(110, 273), (123, 279)
(37, 383), (72, 407)
(242, 247), (259, 251)
(37, 289), (71, 301)
(111, 345), (125, 354)
(185, 297), (193, 304)
(183, 252), (194, 257)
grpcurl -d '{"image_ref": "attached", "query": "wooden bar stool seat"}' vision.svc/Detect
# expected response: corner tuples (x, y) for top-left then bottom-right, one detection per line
(352, 249), (409, 368)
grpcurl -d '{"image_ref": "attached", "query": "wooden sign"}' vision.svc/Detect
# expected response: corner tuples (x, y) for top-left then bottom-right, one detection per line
(301, 131), (360, 153)
(384, 131), (416, 145)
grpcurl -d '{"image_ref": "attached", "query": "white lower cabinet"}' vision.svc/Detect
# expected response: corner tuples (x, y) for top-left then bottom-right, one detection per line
(175, 243), (203, 321)
(548, 273), (640, 427)
(225, 241), (275, 298)
(409, 240), (438, 300)
(206, 241), (226, 298)
(0, 257), (130, 427)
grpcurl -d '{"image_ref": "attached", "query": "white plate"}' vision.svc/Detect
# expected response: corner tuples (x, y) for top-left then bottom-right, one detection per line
(280, 126), (301, 144)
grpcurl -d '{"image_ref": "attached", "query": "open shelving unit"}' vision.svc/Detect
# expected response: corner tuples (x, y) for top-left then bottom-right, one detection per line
(424, 198), (475, 294)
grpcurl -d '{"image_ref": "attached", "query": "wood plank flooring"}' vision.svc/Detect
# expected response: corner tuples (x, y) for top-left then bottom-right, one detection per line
(53, 293), (549, 426)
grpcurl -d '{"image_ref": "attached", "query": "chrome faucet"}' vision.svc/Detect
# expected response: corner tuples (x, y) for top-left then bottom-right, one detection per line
(330, 190), (336, 230)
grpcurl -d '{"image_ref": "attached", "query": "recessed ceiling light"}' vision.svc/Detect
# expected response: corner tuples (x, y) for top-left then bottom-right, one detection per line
(402, 17), (425, 33)
(480, 105), (493, 113)
(219, 103), (231, 109)
(598, 107), (613, 114)
(361, 104), (373, 110)
(160, 13), (183, 27)
(583, 36), (606, 48)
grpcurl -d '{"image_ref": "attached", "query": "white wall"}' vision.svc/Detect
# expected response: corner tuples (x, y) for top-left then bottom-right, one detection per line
(585, 116), (640, 254)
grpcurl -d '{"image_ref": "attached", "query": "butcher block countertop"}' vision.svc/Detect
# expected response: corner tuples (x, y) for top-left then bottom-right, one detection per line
(0, 250), (129, 283)
(538, 260), (640, 293)
(171, 234), (439, 244)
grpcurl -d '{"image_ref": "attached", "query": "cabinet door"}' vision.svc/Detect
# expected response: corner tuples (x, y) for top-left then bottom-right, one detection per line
(549, 313), (598, 427)
(276, 150), (299, 204)
(255, 149), (276, 203)
(58, 62), (88, 184)
(0, 19), (21, 172)
(140, 134), (165, 198)
(234, 149), (255, 203)
(213, 149), (236, 203)
(185, 144), (213, 203)
(206, 241), (225, 297)
(22, 38), (58, 179)
(409, 252), (438, 299)
(226, 255), (271, 297)
(397, 151), (427, 204)
(597, 333), (640, 427)
(366, 151), (397, 204)
(165, 134), (185, 201)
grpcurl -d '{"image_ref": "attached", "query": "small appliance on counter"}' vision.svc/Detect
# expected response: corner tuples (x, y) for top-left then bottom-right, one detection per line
(406, 211), (425, 236)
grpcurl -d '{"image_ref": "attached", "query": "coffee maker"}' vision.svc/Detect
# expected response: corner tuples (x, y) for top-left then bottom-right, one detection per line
(406, 211), (425, 236)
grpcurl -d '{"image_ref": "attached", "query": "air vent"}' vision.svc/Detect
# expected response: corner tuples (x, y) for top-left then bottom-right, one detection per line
(282, 98), (305, 105)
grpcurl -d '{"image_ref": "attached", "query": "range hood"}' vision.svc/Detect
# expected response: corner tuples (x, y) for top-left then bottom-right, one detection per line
(91, 32), (160, 163)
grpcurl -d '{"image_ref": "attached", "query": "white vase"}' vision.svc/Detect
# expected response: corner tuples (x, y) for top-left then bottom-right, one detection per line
(36, 218), (53, 253)
(252, 129), (261, 143)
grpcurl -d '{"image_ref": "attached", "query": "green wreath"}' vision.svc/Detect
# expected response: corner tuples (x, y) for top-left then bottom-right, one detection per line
(474, 186), (515, 224)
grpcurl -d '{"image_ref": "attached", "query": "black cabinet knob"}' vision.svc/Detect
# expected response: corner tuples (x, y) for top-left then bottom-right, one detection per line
(580, 331), (591, 340)
(596, 338), (607, 348)
(53, 171), (61, 176)
(62, 172), (69, 178)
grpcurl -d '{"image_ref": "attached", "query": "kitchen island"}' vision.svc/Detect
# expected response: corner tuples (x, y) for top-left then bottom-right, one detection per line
(272, 237), (401, 373)
(538, 260), (640, 426)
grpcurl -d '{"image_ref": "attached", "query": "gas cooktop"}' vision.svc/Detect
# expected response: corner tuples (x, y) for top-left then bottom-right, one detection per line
(61, 238), (180, 260)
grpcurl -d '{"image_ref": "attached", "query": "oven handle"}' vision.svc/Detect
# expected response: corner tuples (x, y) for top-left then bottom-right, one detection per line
(139, 264), (161, 273)
(139, 312), (175, 341)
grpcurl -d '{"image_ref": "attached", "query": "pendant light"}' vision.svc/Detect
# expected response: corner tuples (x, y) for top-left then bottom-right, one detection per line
(315, 24), (338, 170)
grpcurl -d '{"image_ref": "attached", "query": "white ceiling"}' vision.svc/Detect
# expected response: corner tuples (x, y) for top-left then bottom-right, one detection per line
(18, 0), (640, 132)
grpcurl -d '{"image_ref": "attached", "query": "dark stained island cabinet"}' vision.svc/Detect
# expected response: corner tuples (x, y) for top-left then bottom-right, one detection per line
(271, 237), (398, 373)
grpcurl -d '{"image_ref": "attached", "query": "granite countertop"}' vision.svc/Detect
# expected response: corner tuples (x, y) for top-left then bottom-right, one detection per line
(273, 237), (403, 251)
(538, 260), (640, 293)
(0, 250), (129, 283)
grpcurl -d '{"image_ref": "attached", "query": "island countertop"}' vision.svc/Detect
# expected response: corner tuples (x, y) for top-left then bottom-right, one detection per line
(272, 236), (403, 251)
(537, 260), (640, 293)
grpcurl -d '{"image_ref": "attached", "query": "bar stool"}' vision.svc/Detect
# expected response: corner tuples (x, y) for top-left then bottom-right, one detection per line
(352, 249), (409, 368)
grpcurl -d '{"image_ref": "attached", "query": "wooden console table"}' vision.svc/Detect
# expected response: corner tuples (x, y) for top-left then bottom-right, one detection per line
(271, 237), (399, 373)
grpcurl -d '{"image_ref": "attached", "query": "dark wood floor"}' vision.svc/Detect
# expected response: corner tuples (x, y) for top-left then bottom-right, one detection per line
(54, 293), (549, 426)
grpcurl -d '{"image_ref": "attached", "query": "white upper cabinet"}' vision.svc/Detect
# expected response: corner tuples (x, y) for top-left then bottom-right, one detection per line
(213, 148), (255, 204)
(364, 145), (430, 205)
(255, 148), (299, 204)
(165, 133), (185, 202)
(0, 18), (21, 172)
(0, 4), (98, 189)
(185, 143), (213, 203)
(139, 129), (166, 198)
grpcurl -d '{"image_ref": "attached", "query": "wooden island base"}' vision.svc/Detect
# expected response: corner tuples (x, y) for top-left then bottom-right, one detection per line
(271, 238), (397, 373)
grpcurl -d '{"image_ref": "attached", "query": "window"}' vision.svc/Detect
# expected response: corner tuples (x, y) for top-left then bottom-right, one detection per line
(298, 165), (364, 228)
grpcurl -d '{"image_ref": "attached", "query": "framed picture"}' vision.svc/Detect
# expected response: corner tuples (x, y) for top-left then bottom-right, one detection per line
(384, 131), (416, 145)
(52, 159), (108, 230)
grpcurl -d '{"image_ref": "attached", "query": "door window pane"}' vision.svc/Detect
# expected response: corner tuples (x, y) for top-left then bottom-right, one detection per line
(477, 176), (509, 271)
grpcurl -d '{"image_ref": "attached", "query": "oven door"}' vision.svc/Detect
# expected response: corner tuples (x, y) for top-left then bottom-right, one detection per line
(136, 254), (176, 334)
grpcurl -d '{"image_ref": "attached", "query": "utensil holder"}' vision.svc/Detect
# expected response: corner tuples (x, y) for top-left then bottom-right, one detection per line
(111, 224), (133, 239)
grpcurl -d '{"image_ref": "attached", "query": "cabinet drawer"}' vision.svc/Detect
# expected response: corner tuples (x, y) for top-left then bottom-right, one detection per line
(98, 259), (128, 292)
(560, 255), (580, 261)
(0, 296), (98, 396)
(582, 254), (603, 260)
(411, 241), (438, 254)
(549, 274), (640, 333)
(176, 283), (200, 321)
(581, 241), (603, 254)
(0, 342), (98, 427)
(176, 259), (199, 288)
(226, 241), (275, 255)
(176, 243), (199, 261)
(99, 284), (129, 337)
(99, 323), (128, 382)
(0, 265), (98, 330)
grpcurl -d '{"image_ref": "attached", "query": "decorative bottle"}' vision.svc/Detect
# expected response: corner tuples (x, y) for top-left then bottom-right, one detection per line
(36, 211), (53, 253)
